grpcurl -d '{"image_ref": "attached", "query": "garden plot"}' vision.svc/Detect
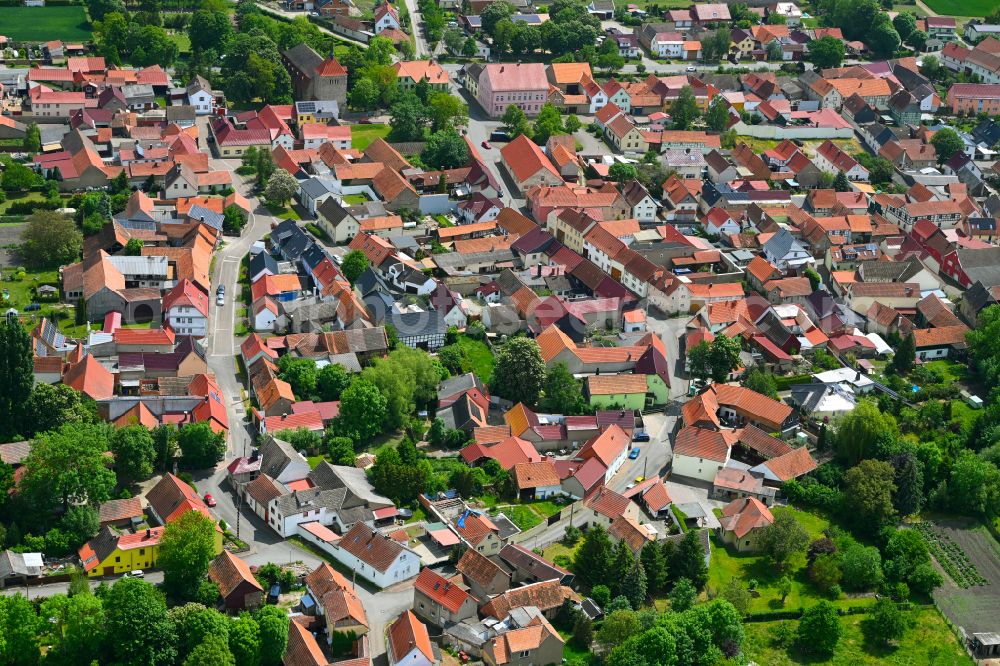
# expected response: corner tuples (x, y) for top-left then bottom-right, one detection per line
(928, 519), (1000, 635)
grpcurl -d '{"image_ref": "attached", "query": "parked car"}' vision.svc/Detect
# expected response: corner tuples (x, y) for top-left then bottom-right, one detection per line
(124, 570), (144, 578)
(629, 447), (640, 459)
(216, 292), (225, 306)
(634, 476), (645, 484)
(203, 493), (217, 507)
(481, 140), (491, 149)
(686, 65), (697, 72)
(633, 432), (650, 442)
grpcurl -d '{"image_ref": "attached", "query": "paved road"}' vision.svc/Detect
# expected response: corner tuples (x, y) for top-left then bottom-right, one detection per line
(254, 1), (370, 48)
(402, 0), (429, 58)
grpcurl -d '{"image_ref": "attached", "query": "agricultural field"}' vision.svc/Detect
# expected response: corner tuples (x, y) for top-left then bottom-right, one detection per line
(1, 7), (93, 42)
(928, 519), (1000, 635)
(921, 0), (989, 17)
(742, 608), (974, 665)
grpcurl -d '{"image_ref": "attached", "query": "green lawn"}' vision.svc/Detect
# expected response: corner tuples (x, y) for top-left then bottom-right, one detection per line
(706, 508), (877, 614)
(742, 608), (973, 665)
(0, 192), (45, 215)
(350, 124), (392, 150)
(921, 0), (988, 16)
(166, 30), (191, 54)
(492, 500), (562, 531)
(950, 400), (981, 432)
(922, 359), (969, 384)
(891, 2), (928, 15)
(454, 335), (494, 384)
(1, 6), (93, 42)
(342, 194), (369, 205)
(266, 203), (301, 221)
(0, 267), (90, 335)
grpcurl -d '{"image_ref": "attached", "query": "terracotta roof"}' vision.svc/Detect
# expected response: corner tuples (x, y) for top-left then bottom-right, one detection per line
(482, 63), (548, 92)
(393, 59), (448, 85)
(461, 435), (541, 470)
(720, 496), (774, 538)
(579, 425), (630, 468)
(674, 425), (732, 463)
(736, 425), (792, 459)
(453, 511), (498, 546)
(457, 548), (509, 589)
(414, 567), (471, 613)
(304, 562), (368, 627)
(284, 620), (328, 666)
(62, 355), (114, 400)
(584, 487), (631, 519)
(146, 472), (214, 524)
(711, 383), (793, 430)
(609, 514), (655, 552)
(388, 610), (434, 664)
(587, 374), (648, 396)
(245, 473), (285, 507)
(208, 551), (263, 600)
(912, 325), (969, 348)
(763, 446), (817, 481)
(513, 461), (562, 489)
(501, 134), (560, 183)
(480, 579), (579, 618)
(337, 523), (406, 573)
(97, 497), (143, 524)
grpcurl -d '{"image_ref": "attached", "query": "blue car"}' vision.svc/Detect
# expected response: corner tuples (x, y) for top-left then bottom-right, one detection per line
(629, 447), (640, 459)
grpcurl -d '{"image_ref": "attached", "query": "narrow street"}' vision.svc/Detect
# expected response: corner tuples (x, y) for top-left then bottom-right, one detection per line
(402, 0), (429, 58)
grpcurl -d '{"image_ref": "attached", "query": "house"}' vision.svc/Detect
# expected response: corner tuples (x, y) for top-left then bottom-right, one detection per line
(578, 425), (631, 483)
(703, 208), (741, 236)
(621, 180), (657, 223)
(476, 63), (549, 118)
(393, 60), (449, 91)
(453, 510), (502, 555)
(329, 522), (421, 587)
(763, 228), (813, 270)
(413, 567), (478, 627)
(303, 562), (369, 639)
(97, 497), (144, 529)
(947, 83), (1000, 115)
(456, 548), (511, 600)
(498, 543), (574, 585)
(388, 611), (436, 666)
(145, 473), (224, 552)
(161, 278), (208, 337)
(813, 140), (869, 181)
(482, 615), (564, 666)
(672, 426), (733, 482)
(718, 497), (774, 552)
(374, 1), (401, 32)
(0, 551), (43, 588)
(513, 461), (563, 500)
(585, 374), (649, 411)
(913, 325), (969, 360)
(208, 551), (264, 610)
(480, 579), (580, 620)
(186, 75), (217, 114)
(500, 135), (562, 194)
(78, 526), (165, 577)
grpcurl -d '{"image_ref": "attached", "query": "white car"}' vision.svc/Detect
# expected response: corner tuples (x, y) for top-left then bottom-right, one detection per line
(686, 65), (697, 72)
(125, 570), (144, 578)
(216, 293), (225, 306)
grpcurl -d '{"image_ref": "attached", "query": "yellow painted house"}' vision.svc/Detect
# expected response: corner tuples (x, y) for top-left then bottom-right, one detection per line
(79, 526), (165, 577)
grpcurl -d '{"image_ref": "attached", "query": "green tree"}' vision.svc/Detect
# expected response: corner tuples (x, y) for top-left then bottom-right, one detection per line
(177, 422), (226, 469)
(622, 560), (647, 611)
(840, 544), (884, 591)
(428, 92), (468, 132)
(228, 613), (262, 666)
(325, 435), (356, 466)
(597, 609), (642, 650)
(22, 422), (115, 512)
(23, 382), (96, 438)
(0, 593), (41, 665)
(340, 250), (369, 285)
(705, 97), (730, 132)
(890, 333), (915, 375)
(539, 362), (585, 414)
(159, 511), (217, 601)
(110, 424), (156, 484)
(708, 334), (742, 383)
(491, 337), (546, 405)
(671, 85), (700, 130)
(223, 205), (248, 235)
(20, 210), (83, 268)
(349, 77), (381, 111)
(948, 449), (1000, 516)
(564, 114), (582, 133)
(335, 378), (388, 441)
(421, 129), (470, 169)
(669, 577), (697, 612)
(808, 35), (845, 69)
(185, 634), (235, 666)
(865, 597), (907, 645)
(23, 123), (41, 153)
(40, 591), (106, 666)
(256, 606), (289, 666)
(316, 363), (352, 401)
(60, 504), (100, 548)
(389, 92), (431, 141)
(481, 0), (515, 35)
(797, 601), (840, 655)
(907, 29), (927, 51)
(263, 169), (299, 206)
(892, 12), (917, 41)
(844, 459), (897, 532)
(776, 575), (792, 603)
(277, 355), (319, 400)
(640, 540), (669, 596)
(189, 9), (232, 52)
(571, 614), (593, 650)
(868, 20), (901, 59)
(501, 104), (531, 139)
(1, 161), (41, 191)
(673, 530), (708, 590)
(573, 524), (613, 589)
(833, 170), (850, 192)
(835, 400), (899, 465)
(687, 340), (713, 382)
(809, 552), (843, 592)
(930, 127), (964, 164)
(532, 103), (565, 144)
(123, 237), (143, 256)
(758, 512), (809, 570)
(104, 578), (178, 665)
(720, 578), (751, 616)
(891, 451), (923, 516)
(608, 163), (638, 183)
(170, 602), (230, 658)
(742, 368), (778, 399)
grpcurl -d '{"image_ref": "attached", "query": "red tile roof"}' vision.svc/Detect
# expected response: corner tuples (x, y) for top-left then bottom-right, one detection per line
(388, 610), (435, 664)
(414, 567), (470, 613)
(720, 496), (773, 538)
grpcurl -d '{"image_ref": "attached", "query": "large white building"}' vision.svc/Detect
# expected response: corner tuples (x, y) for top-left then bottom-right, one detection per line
(162, 279), (208, 337)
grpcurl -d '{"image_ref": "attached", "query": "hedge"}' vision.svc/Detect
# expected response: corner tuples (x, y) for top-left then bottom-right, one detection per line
(774, 374), (814, 391)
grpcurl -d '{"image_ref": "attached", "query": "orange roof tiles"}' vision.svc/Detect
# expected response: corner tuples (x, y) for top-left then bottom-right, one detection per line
(587, 374), (648, 396)
(720, 496), (774, 538)
(414, 567), (471, 613)
(579, 425), (630, 468)
(513, 461), (562, 490)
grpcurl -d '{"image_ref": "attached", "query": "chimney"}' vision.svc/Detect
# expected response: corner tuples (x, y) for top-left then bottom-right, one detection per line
(282, 413), (287, 419)
(145, 528), (151, 538)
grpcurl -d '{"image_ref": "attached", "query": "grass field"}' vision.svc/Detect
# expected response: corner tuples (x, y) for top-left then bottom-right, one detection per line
(453, 335), (494, 383)
(742, 608), (973, 665)
(491, 500), (562, 531)
(350, 124), (392, 150)
(1, 6), (92, 42)
(706, 507), (879, 614)
(0, 192), (45, 215)
(921, 0), (991, 16)
(891, 2), (928, 15)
